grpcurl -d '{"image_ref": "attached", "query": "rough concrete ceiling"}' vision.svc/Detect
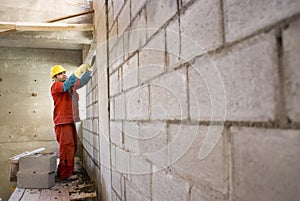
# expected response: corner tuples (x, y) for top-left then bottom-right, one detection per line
(0, 0), (94, 50)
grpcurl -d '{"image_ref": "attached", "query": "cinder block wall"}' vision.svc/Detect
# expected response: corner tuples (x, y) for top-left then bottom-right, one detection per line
(83, 0), (300, 201)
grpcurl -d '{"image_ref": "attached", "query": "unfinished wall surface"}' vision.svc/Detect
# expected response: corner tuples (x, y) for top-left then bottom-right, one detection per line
(83, 0), (300, 201)
(0, 47), (82, 200)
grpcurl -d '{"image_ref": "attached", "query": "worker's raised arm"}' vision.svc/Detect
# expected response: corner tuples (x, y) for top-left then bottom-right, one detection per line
(63, 64), (90, 91)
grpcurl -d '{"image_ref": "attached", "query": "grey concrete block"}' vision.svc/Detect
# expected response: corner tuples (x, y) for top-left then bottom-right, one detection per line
(125, 87), (149, 120)
(153, 170), (189, 201)
(180, 0), (223, 53)
(231, 127), (300, 201)
(169, 125), (229, 195)
(19, 153), (57, 172)
(283, 19), (300, 122)
(150, 68), (188, 120)
(17, 171), (55, 189)
(189, 31), (279, 121)
(224, 0), (300, 42)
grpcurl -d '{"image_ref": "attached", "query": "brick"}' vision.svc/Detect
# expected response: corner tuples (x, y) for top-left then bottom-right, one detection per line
(169, 124), (228, 194)
(189, 31), (279, 121)
(223, 0), (300, 42)
(17, 171), (55, 188)
(150, 68), (188, 120)
(180, 0), (223, 53)
(122, 55), (138, 91)
(282, 19), (300, 122)
(19, 153), (57, 172)
(125, 86), (149, 120)
(231, 127), (300, 201)
(153, 170), (189, 201)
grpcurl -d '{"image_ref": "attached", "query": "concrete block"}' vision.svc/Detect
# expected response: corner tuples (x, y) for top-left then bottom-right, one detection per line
(114, 93), (126, 120)
(125, 181), (146, 201)
(189, 31), (279, 121)
(110, 68), (121, 96)
(146, 0), (178, 36)
(180, 0), (223, 53)
(117, 0), (130, 34)
(127, 157), (152, 199)
(110, 121), (123, 147)
(123, 55), (138, 91)
(190, 186), (211, 201)
(125, 86), (149, 120)
(109, 39), (124, 71)
(123, 121), (140, 154)
(112, 170), (123, 198)
(139, 48), (166, 83)
(19, 153), (57, 172)
(131, 0), (147, 19)
(150, 68), (188, 120)
(231, 127), (300, 201)
(17, 171), (55, 189)
(283, 19), (300, 122)
(223, 0), (300, 42)
(169, 124), (229, 195)
(112, 0), (124, 21)
(153, 170), (189, 201)
(166, 18), (181, 67)
(139, 122), (167, 155)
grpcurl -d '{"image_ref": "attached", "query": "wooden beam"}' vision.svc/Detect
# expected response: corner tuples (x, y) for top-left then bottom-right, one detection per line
(0, 22), (94, 31)
(0, 22), (16, 30)
(0, 10), (94, 35)
(46, 9), (94, 23)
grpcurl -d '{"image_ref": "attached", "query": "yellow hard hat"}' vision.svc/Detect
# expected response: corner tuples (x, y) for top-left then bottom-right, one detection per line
(51, 65), (66, 78)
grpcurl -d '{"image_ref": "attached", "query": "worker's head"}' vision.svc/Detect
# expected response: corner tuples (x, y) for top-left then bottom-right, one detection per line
(51, 65), (67, 81)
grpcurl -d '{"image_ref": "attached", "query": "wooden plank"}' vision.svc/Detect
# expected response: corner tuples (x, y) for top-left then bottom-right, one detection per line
(20, 189), (41, 201)
(47, 9), (94, 23)
(0, 10), (94, 35)
(9, 148), (46, 161)
(0, 22), (94, 31)
(17, 23), (94, 31)
(38, 189), (52, 201)
(8, 187), (25, 201)
(0, 22), (15, 29)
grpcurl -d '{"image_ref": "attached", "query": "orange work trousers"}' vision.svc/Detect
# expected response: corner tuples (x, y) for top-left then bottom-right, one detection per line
(55, 123), (77, 180)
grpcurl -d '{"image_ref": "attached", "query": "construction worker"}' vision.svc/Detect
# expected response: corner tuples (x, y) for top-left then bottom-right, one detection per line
(50, 60), (93, 180)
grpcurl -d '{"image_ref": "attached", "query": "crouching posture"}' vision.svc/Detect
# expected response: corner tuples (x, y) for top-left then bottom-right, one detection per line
(50, 63), (92, 180)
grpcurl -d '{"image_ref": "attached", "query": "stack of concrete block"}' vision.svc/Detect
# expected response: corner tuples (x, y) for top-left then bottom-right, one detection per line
(17, 152), (57, 188)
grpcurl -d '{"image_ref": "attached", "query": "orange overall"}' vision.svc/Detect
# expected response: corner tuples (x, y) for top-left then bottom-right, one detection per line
(51, 79), (82, 180)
